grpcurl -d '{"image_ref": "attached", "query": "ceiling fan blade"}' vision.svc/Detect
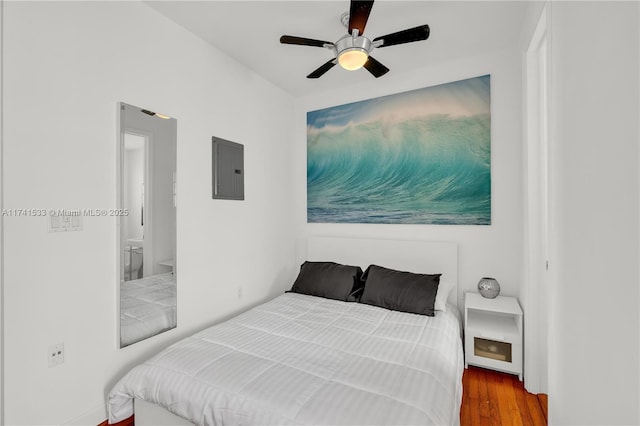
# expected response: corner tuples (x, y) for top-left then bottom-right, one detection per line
(363, 56), (389, 78)
(307, 59), (337, 79)
(373, 25), (430, 48)
(280, 35), (333, 48)
(348, 0), (375, 35)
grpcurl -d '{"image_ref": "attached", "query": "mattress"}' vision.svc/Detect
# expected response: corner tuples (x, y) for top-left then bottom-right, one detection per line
(109, 292), (463, 425)
(120, 272), (177, 347)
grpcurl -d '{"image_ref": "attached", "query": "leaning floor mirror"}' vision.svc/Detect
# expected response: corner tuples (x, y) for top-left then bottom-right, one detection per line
(118, 102), (177, 348)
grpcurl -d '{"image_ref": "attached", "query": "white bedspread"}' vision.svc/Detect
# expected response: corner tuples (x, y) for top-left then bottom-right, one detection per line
(120, 273), (177, 347)
(109, 293), (463, 425)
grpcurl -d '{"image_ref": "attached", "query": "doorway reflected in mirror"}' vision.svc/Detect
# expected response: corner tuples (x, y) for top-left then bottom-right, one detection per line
(124, 133), (145, 281)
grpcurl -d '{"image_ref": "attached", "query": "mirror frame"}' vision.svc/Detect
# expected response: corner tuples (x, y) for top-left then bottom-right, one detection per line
(117, 102), (177, 348)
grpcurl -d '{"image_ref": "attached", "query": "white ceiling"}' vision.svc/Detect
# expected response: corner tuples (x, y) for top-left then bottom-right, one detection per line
(145, 1), (535, 97)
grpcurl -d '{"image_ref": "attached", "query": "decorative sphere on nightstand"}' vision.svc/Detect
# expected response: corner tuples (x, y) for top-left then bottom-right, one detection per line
(478, 277), (500, 299)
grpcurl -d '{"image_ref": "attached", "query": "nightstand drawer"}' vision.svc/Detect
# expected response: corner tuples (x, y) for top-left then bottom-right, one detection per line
(474, 337), (512, 362)
(466, 335), (522, 375)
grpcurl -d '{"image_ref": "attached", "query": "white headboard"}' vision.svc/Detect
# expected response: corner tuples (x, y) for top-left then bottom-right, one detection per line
(302, 237), (459, 308)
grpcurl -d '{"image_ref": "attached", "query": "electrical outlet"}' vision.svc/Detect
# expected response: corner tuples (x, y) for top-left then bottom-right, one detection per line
(48, 343), (64, 368)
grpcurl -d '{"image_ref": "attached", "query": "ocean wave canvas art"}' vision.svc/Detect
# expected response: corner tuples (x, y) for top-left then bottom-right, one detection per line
(307, 75), (491, 225)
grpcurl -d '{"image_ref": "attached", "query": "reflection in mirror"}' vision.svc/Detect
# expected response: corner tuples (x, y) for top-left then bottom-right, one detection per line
(119, 102), (176, 348)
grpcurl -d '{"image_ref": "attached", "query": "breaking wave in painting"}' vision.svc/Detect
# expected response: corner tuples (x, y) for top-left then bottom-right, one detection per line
(307, 114), (491, 224)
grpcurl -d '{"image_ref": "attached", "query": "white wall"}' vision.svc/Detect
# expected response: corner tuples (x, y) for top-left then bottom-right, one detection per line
(548, 1), (639, 424)
(293, 48), (525, 305)
(0, 0), (5, 421)
(2, 2), (296, 424)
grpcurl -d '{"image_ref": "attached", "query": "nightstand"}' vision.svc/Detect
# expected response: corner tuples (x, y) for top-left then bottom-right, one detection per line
(464, 292), (523, 380)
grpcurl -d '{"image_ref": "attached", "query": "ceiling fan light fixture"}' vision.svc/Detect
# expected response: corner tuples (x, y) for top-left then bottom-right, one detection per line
(338, 48), (368, 70)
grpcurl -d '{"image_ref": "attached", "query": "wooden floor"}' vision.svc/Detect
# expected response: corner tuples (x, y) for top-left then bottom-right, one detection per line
(461, 367), (547, 426)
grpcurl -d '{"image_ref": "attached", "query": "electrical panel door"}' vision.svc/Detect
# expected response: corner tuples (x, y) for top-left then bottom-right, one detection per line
(212, 137), (244, 200)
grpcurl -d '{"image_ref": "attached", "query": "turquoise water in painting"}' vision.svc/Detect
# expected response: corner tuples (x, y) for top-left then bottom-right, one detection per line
(307, 114), (491, 225)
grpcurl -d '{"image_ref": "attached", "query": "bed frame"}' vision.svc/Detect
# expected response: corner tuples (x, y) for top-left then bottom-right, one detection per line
(132, 237), (459, 426)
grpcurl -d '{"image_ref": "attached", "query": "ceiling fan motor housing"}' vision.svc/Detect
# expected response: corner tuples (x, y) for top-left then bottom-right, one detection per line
(334, 33), (372, 56)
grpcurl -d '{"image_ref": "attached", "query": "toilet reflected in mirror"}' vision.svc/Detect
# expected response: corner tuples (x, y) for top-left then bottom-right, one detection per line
(124, 246), (143, 281)
(118, 102), (177, 348)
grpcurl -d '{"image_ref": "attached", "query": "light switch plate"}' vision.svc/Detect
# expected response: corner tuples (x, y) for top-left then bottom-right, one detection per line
(49, 212), (82, 232)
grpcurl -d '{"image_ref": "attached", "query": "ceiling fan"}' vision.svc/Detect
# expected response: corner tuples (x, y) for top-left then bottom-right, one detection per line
(280, 0), (430, 79)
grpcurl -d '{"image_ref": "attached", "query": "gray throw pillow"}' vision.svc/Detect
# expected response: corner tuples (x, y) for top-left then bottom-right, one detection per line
(360, 265), (441, 316)
(290, 261), (363, 301)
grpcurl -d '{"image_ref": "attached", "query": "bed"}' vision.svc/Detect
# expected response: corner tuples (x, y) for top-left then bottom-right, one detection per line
(120, 272), (177, 347)
(108, 237), (463, 425)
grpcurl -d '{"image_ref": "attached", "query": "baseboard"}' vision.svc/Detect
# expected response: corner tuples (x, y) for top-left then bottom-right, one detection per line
(62, 402), (107, 426)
